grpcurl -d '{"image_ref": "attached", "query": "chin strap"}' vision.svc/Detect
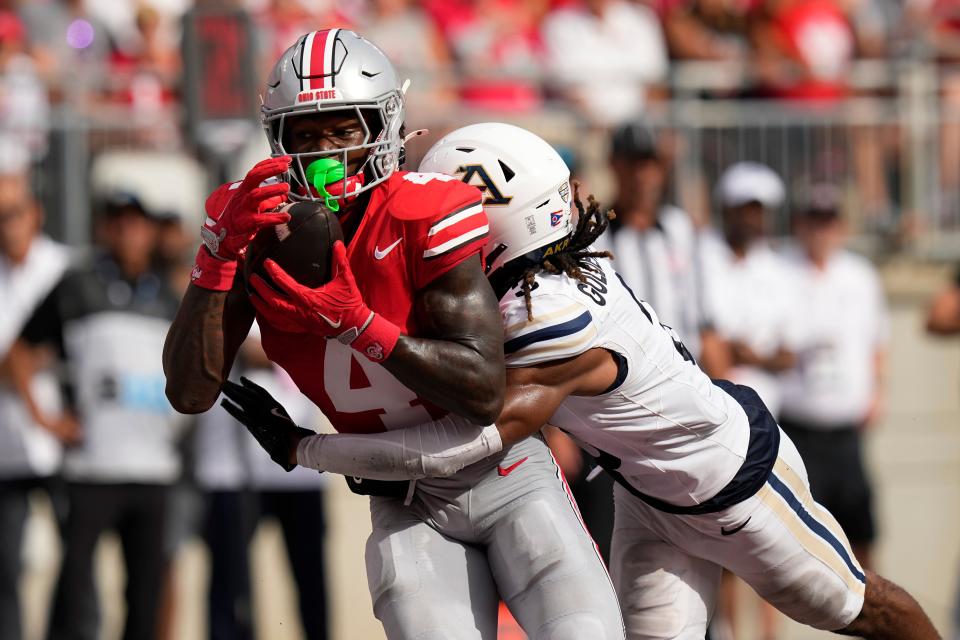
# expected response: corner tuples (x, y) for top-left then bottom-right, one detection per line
(399, 129), (428, 167)
(403, 129), (428, 144)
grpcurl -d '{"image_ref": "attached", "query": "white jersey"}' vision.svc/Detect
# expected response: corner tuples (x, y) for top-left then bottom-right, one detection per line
(597, 206), (709, 358)
(500, 255), (750, 507)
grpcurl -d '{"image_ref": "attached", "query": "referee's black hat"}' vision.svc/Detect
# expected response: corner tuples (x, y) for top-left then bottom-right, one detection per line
(610, 121), (658, 161)
(102, 191), (177, 223)
(795, 183), (843, 220)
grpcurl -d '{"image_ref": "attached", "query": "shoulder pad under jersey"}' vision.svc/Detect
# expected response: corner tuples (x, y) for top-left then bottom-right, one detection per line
(385, 171), (483, 222)
(500, 283), (598, 367)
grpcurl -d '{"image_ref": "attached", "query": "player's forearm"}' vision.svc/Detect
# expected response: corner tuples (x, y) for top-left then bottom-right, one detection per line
(294, 376), (553, 477)
(296, 414), (502, 479)
(495, 386), (559, 447)
(383, 336), (505, 425)
(494, 374), (577, 447)
(496, 350), (615, 446)
(163, 286), (230, 413)
(163, 284), (253, 413)
(294, 365), (575, 478)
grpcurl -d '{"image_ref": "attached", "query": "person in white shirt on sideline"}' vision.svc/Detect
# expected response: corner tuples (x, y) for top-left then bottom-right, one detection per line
(0, 169), (71, 640)
(704, 162), (802, 417)
(598, 120), (725, 375)
(778, 184), (889, 570)
(541, 0), (668, 126)
(702, 162), (802, 640)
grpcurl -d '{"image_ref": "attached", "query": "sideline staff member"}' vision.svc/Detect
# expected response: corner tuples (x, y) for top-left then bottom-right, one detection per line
(778, 185), (888, 569)
(8, 193), (186, 640)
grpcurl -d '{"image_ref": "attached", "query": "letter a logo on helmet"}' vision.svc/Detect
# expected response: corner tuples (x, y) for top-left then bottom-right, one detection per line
(418, 123), (573, 277)
(456, 165), (513, 206)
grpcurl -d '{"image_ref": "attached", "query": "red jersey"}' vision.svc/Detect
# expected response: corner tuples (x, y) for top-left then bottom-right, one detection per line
(770, 0), (852, 102)
(258, 171), (488, 434)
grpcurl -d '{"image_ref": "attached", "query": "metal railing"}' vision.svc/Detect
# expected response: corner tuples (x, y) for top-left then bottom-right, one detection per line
(12, 59), (960, 260)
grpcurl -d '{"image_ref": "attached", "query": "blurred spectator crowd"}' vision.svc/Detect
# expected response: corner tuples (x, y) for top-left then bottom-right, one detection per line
(1, 0), (958, 119)
(3, 0), (960, 243)
(2, 1), (960, 639)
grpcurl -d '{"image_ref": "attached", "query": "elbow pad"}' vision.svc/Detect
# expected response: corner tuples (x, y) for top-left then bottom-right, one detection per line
(296, 414), (503, 481)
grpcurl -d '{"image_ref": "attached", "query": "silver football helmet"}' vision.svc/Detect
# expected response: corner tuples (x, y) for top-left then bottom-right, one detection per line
(261, 29), (405, 202)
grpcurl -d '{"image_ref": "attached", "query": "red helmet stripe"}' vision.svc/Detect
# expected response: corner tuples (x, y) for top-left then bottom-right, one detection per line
(307, 28), (340, 90)
(308, 30), (328, 90)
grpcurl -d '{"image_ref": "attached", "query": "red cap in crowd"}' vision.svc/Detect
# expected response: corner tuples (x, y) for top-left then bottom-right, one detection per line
(0, 11), (24, 44)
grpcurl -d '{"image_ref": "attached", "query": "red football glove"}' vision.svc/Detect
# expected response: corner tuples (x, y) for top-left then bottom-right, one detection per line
(201, 156), (292, 261)
(192, 157), (292, 291)
(249, 241), (401, 362)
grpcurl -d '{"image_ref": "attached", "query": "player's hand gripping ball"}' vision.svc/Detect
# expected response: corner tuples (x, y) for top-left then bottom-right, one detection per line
(243, 200), (345, 289)
(248, 240), (401, 362)
(248, 241), (368, 337)
(200, 156), (292, 261)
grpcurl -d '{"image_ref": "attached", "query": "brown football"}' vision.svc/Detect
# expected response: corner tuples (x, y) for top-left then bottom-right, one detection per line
(243, 200), (344, 291)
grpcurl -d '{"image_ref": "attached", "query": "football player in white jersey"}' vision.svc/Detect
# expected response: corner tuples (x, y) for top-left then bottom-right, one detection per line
(224, 123), (939, 640)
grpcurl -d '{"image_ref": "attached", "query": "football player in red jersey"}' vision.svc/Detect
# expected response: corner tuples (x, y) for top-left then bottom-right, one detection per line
(163, 29), (624, 639)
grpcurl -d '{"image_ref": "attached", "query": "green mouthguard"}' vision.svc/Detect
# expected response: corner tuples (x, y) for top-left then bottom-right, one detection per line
(305, 158), (345, 212)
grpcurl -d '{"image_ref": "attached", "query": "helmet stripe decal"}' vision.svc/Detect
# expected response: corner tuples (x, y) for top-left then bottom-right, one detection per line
(322, 28), (340, 89)
(309, 30), (328, 90)
(300, 31), (317, 92)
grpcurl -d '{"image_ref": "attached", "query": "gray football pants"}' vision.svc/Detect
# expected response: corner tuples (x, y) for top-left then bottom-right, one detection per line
(365, 435), (625, 640)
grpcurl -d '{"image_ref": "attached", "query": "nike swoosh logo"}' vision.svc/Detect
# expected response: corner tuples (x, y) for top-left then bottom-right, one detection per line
(374, 238), (403, 260)
(269, 407), (291, 422)
(497, 456), (528, 477)
(316, 312), (341, 328)
(720, 516), (751, 536)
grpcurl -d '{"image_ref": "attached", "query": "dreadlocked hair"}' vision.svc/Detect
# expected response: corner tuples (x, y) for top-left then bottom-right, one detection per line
(516, 182), (616, 320)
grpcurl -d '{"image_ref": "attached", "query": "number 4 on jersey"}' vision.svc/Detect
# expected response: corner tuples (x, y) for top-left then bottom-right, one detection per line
(403, 172), (457, 185)
(323, 342), (434, 429)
